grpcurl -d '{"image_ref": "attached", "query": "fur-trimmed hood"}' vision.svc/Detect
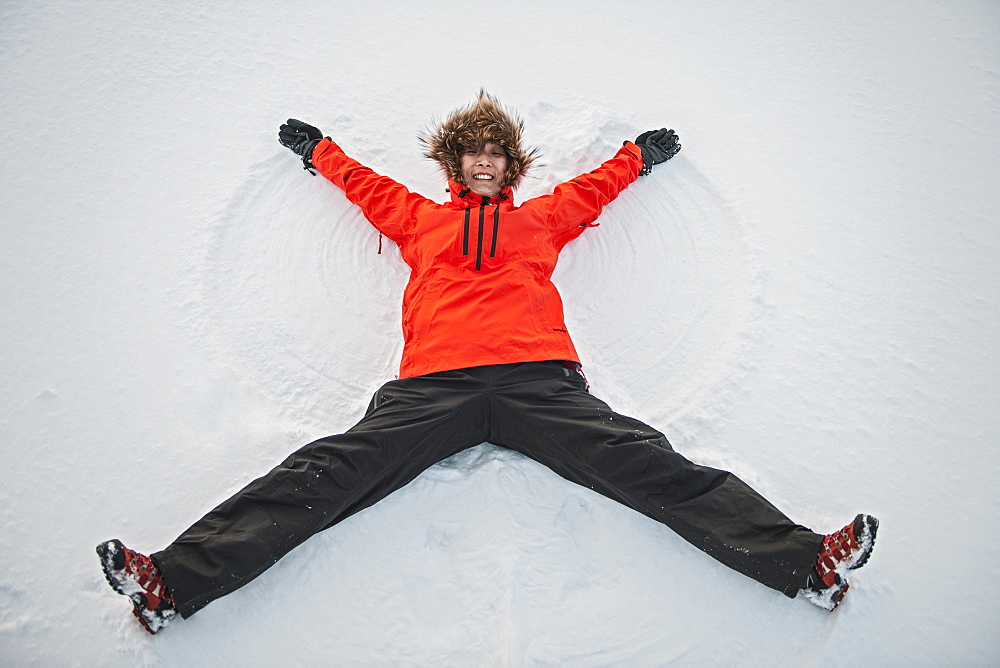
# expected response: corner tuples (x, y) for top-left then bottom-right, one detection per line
(420, 91), (537, 191)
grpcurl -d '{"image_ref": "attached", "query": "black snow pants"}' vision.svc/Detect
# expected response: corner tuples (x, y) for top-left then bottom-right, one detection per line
(154, 361), (823, 618)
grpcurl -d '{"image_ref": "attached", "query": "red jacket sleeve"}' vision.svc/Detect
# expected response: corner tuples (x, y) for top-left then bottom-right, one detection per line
(524, 142), (644, 242)
(310, 138), (431, 244)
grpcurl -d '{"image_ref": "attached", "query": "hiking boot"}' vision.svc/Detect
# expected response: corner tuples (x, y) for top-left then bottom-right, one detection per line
(801, 514), (879, 611)
(97, 539), (177, 634)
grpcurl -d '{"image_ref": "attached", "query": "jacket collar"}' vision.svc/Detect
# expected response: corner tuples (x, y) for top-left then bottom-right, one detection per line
(448, 180), (513, 208)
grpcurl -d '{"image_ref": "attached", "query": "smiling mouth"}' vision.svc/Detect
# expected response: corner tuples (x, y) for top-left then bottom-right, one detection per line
(472, 173), (494, 181)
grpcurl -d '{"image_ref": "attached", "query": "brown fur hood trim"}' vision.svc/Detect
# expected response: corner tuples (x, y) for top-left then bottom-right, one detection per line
(420, 91), (537, 191)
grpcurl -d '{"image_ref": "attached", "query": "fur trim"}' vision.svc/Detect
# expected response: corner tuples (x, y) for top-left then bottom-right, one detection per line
(420, 90), (537, 191)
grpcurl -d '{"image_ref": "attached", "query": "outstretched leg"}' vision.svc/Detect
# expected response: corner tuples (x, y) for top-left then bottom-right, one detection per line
(152, 368), (490, 618)
(488, 361), (823, 597)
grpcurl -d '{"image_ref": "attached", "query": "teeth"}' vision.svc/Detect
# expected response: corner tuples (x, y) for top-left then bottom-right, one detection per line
(473, 174), (493, 180)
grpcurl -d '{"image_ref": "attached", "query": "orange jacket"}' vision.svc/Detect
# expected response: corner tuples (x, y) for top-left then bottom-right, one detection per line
(312, 138), (644, 378)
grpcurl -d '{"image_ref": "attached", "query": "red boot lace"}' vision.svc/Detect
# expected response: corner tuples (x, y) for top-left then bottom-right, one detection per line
(814, 521), (860, 588)
(123, 546), (174, 610)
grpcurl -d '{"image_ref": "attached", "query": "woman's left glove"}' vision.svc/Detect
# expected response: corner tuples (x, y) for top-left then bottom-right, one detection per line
(279, 119), (324, 169)
(633, 128), (681, 175)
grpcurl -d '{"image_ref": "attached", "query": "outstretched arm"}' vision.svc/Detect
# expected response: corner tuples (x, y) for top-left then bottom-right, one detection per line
(529, 128), (681, 241)
(278, 119), (429, 244)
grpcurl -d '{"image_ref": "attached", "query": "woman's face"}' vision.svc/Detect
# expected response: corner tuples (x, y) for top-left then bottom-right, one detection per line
(460, 141), (508, 197)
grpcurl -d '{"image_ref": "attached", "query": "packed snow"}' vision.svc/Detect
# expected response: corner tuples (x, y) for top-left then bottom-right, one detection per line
(1, 0), (998, 664)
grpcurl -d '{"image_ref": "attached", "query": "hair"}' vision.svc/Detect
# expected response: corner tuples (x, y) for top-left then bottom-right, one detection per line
(419, 90), (538, 191)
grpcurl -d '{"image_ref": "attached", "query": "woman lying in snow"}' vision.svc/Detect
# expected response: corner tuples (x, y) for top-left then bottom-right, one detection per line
(97, 92), (877, 634)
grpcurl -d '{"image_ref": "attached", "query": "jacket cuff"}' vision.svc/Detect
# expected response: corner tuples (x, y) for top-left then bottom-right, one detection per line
(619, 141), (645, 179)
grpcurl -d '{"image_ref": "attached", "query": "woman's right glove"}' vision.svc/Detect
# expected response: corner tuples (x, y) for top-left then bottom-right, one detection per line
(633, 128), (681, 175)
(279, 119), (324, 169)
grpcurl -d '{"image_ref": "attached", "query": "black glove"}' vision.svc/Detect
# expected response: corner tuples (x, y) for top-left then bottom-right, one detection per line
(279, 119), (324, 169)
(633, 128), (681, 175)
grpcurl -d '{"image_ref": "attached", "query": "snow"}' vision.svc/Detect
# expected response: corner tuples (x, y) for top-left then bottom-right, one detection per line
(1, 0), (998, 663)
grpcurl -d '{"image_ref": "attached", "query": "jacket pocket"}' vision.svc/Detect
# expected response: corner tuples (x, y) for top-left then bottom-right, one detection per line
(402, 280), (445, 341)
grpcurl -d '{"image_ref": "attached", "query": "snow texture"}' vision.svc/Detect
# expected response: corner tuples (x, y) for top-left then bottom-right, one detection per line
(1, 0), (998, 664)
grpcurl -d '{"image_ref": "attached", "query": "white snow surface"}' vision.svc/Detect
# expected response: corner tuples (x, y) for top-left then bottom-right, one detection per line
(2, 0), (998, 664)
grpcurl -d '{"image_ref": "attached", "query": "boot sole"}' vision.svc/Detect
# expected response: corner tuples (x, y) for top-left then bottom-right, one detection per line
(96, 540), (130, 596)
(846, 514), (879, 572)
(96, 539), (174, 634)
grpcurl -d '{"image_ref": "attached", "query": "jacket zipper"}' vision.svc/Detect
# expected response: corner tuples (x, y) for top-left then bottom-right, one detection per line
(475, 205), (486, 270)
